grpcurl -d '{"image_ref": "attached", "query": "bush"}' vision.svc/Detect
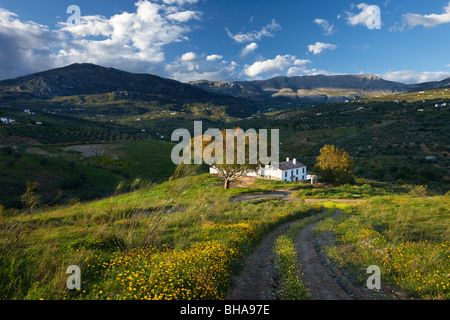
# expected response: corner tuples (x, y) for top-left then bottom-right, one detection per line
(407, 185), (428, 197)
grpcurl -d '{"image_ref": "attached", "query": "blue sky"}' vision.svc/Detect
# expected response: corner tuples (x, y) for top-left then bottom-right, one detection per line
(0, 0), (449, 83)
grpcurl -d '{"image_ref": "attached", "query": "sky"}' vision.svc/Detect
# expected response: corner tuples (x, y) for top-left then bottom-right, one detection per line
(0, 0), (449, 83)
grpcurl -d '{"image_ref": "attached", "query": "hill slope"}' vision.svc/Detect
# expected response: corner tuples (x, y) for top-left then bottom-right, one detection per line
(0, 63), (211, 99)
(0, 63), (271, 119)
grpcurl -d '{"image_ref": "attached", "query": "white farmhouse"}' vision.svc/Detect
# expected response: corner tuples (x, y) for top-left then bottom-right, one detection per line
(1, 117), (15, 124)
(210, 157), (307, 183)
(259, 158), (307, 182)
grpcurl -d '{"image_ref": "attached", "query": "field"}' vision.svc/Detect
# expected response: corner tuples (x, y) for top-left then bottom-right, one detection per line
(0, 173), (317, 299)
(0, 172), (448, 300)
(0, 139), (177, 208)
(315, 196), (449, 299)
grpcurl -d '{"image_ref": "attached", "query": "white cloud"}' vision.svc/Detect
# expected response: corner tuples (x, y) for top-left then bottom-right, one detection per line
(382, 70), (450, 84)
(242, 55), (314, 78)
(167, 10), (201, 22)
(206, 54), (223, 61)
(226, 19), (281, 43)
(402, 2), (450, 29)
(286, 60), (313, 77)
(243, 55), (337, 78)
(447, 64), (450, 68)
(346, 3), (381, 28)
(307, 42), (337, 55)
(165, 56), (237, 82)
(0, 9), (64, 79)
(239, 42), (258, 57)
(0, 1), (203, 80)
(181, 52), (200, 61)
(313, 18), (336, 35)
(162, 0), (199, 5)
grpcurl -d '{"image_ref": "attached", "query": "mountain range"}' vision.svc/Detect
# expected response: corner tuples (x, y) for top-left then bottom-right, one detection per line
(1, 63), (449, 108)
(190, 75), (450, 105)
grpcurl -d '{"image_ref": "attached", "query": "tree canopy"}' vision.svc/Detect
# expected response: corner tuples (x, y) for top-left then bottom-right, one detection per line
(313, 145), (354, 184)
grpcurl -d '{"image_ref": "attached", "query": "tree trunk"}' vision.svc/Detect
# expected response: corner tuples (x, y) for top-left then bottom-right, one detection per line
(224, 179), (230, 189)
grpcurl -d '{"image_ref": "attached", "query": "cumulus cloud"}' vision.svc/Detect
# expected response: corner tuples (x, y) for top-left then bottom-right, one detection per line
(242, 55), (315, 78)
(167, 10), (201, 22)
(243, 55), (296, 78)
(0, 0), (203, 80)
(206, 54), (223, 61)
(401, 2), (450, 29)
(162, 0), (199, 5)
(242, 55), (336, 78)
(0, 9), (65, 79)
(286, 59), (313, 77)
(307, 42), (337, 55)
(382, 70), (450, 84)
(346, 3), (381, 28)
(181, 52), (200, 61)
(313, 18), (336, 35)
(239, 42), (258, 57)
(165, 55), (238, 82)
(226, 19), (281, 44)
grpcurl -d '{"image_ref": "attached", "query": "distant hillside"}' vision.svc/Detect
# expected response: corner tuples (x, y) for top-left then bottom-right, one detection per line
(190, 74), (450, 105)
(0, 63), (267, 119)
(0, 63), (215, 99)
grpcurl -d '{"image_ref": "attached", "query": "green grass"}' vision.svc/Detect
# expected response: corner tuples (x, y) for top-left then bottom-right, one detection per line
(295, 179), (407, 199)
(314, 196), (450, 299)
(114, 140), (177, 181)
(0, 173), (318, 300)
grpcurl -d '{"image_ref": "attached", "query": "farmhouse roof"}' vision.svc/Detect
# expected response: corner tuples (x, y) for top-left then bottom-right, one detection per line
(278, 161), (306, 171)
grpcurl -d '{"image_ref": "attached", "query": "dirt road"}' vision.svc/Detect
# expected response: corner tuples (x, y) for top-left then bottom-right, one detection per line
(294, 210), (357, 300)
(230, 191), (368, 204)
(227, 192), (368, 300)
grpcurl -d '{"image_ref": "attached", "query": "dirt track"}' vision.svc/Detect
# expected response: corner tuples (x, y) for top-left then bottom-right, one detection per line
(227, 193), (369, 300)
(294, 210), (355, 300)
(230, 190), (368, 204)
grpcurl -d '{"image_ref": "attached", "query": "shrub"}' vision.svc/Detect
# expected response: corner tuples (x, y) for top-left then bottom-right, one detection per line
(407, 185), (428, 197)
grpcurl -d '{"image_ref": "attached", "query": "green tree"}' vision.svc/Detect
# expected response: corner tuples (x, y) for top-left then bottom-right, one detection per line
(313, 145), (354, 184)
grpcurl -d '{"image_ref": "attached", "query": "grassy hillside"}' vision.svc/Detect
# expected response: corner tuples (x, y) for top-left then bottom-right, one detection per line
(316, 196), (450, 299)
(1, 87), (449, 208)
(232, 88), (450, 193)
(0, 139), (177, 208)
(0, 173), (321, 299)
(0, 173), (447, 300)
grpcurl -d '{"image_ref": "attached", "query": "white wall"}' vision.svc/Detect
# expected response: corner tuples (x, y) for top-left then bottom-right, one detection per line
(280, 167), (306, 182)
(210, 165), (307, 182)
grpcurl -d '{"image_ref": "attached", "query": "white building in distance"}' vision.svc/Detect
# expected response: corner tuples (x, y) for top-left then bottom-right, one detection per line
(210, 157), (308, 182)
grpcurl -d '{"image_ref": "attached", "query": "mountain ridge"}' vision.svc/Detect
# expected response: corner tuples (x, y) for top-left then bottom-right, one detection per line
(1, 63), (449, 108)
(0, 63), (213, 99)
(189, 74), (450, 104)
